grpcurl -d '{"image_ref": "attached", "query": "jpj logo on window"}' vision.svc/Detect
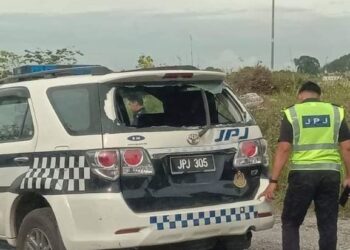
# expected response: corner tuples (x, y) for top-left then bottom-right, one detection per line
(302, 115), (330, 128)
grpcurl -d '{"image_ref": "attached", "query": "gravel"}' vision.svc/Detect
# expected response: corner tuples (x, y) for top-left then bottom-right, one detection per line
(1, 214), (349, 250)
(250, 214), (350, 250)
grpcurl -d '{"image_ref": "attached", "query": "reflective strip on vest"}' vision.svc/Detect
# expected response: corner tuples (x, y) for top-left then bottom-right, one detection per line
(290, 163), (341, 171)
(293, 143), (337, 151)
(289, 106), (300, 145)
(333, 105), (340, 143)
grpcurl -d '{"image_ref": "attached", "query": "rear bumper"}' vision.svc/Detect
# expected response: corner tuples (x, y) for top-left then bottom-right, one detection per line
(46, 180), (274, 250)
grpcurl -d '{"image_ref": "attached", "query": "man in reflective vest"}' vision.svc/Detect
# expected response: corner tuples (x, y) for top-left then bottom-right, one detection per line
(259, 81), (350, 250)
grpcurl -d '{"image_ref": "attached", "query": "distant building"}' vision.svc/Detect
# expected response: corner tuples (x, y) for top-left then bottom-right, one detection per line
(322, 75), (342, 81)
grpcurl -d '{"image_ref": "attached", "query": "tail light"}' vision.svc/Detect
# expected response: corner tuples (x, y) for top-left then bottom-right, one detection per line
(87, 148), (154, 180)
(97, 151), (118, 168)
(234, 139), (269, 167)
(86, 150), (120, 181)
(123, 149), (143, 167)
(121, 148), (154, 176)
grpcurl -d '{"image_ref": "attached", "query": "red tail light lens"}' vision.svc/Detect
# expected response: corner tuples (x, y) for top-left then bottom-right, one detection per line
(234, 140), (266, 167)
(97, 151), (118, 168)
(88, 148), (154, 179)
(241, 141), (258, 157)
(123, 149), (143, 167)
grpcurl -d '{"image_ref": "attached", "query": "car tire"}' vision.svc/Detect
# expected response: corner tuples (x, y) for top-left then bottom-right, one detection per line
(17, 207), (65, 250)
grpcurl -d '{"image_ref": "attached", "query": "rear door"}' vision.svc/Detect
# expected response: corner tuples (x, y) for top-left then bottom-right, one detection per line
(99, 75), (266, 213)
(0, 87), (37, 236)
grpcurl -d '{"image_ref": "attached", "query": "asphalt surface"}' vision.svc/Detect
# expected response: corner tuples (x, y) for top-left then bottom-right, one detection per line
(1, 214), (349, 250)
(0, 241), (12, 250)
(250, 215), (350, 250)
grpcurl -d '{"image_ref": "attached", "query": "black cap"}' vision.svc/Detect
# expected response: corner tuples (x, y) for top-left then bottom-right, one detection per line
(298, 81), (321, 95)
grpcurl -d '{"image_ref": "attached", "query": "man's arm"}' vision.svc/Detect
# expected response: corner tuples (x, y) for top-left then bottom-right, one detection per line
(258, 142), (292, 201)
(258, 112), (293, 201)
(338, 111), (350, 187)
(340, 140), (350, 187)
(270, 142), (292, 180)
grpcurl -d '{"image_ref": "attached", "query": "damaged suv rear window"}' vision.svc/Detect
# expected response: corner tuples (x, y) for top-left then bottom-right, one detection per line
(101, 83), (244, 130)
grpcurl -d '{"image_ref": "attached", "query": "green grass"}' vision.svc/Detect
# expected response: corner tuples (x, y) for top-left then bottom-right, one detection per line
(250, 79), (350, 217)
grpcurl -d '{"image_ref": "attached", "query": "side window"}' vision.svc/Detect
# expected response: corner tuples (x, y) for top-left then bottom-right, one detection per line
(48, 85), (101, 135)
(215, 90), (243, 124)
(0, 96), (34, 142)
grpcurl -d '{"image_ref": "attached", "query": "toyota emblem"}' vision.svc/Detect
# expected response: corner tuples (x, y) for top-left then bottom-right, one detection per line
(187, 133), (200, 145)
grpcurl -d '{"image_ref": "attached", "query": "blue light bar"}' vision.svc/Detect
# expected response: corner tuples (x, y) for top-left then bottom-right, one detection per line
(13, 64), (98, 75)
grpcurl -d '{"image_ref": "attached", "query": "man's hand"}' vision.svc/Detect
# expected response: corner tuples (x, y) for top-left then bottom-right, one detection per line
(258, 183), (278, 202)
(343, 176), (350, 188)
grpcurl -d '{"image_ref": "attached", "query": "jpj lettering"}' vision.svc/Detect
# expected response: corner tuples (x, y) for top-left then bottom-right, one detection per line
(304, 117), (328, 125)
(215, 128), (249, 142)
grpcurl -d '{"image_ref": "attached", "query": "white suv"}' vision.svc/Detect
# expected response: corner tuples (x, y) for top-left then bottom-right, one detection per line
(0, 65), (274, 250)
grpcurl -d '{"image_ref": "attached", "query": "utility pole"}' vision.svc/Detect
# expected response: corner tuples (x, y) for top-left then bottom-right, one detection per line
(271, 0), (275, 70)
(190, 34), (194, 66)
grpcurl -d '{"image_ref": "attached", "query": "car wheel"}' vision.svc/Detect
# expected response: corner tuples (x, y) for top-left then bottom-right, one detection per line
(17, 208), (65, 250)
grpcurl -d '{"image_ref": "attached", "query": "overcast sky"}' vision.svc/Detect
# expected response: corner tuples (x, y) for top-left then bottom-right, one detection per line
(1, 0), (349, 71)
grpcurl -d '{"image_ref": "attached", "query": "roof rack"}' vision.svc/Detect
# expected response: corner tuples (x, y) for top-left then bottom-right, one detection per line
(120, 65), (199, 73)
(0, 65), (113, 84)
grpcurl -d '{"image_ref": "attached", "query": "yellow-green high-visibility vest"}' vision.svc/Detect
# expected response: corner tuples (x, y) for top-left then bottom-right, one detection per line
(284, 101), (344, 171)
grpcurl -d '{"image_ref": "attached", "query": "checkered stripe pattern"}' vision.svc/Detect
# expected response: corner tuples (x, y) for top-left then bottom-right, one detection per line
(20, 155), (90, 192)
(150, 206), (258, 230)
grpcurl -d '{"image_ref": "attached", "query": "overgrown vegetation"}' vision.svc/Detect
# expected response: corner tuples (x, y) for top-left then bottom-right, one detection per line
(227, 66), (350, 216)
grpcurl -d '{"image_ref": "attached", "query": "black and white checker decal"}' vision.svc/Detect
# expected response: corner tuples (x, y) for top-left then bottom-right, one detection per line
(20, 156), (90, 192)
(150, 205), (258, 230)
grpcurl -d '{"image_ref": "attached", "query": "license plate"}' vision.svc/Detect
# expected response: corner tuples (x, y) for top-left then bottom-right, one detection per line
(170, 155), (215, 175)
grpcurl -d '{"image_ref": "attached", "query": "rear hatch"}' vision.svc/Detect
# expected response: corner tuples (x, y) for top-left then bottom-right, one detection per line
(98, 70), (268, 212)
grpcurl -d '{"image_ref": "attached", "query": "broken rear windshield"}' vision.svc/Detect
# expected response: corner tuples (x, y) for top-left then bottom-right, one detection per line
(101, 83), (245, 131)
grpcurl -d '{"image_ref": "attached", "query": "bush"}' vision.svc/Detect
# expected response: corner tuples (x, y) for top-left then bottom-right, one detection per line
(227, 65), (274, 94)
(227, 67), (323, 95)
(272, 71), (303, 93)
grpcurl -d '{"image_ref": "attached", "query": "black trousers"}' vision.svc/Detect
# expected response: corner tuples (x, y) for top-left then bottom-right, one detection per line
(281, 170), (340, 250)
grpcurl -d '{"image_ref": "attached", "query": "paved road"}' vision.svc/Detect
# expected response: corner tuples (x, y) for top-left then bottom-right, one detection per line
(1, 215), (349, 250)
(250, 215), (350, 250)
(0, 241), (12, 250)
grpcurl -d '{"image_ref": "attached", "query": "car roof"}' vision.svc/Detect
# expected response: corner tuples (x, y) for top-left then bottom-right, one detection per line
(0, 69), (226, 88)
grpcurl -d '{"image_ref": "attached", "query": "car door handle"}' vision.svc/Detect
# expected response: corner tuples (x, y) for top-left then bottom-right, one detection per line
(14, 157), (30, 164)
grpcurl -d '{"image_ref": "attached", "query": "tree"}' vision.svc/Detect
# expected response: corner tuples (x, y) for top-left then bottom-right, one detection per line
(0, 48), (84, 78)
(323, 54), (350, 73)
(293, 56), (320, 75)
(23, 48), (83, 65)
(137, 55), (155, 69)
(0, 50), (22, 78)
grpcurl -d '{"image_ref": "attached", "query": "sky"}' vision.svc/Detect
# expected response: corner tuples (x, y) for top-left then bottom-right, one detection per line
(0, 0), (349, 71)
